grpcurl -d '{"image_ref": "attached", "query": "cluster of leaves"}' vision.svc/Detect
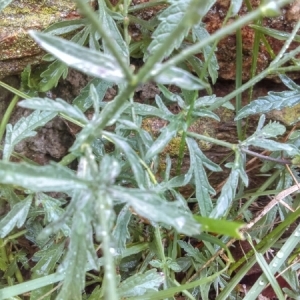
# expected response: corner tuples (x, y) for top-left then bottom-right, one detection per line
(0, 0), (300, 299)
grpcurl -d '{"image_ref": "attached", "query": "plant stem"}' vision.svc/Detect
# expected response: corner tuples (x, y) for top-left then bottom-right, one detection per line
(241, 148), (292, 165)
(128, 0), (168, 13)
(235, 23), (243, 140)
(0, 95), (19, 142)
(98, 192), (119, 300)
(154, 226), (169, 288)
(0, 81), (29, 99)
(186, 131), (235, 149)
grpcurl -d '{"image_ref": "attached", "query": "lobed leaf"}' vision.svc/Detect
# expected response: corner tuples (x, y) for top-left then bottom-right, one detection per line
(151, 65), (208, 90)
(29, 31), (126, 83)
(0, 161), (87, 192)
(144, 0), (191, 61)
(43, 19), (86, 35)
(186, 138), (216, 216)
(0, 0), (13, 11)
(3, 111), (57, 160)
(104, 131), (146, 187)
(112, 205), (131, 254)
(73, 78), (112, 112)
(192, 24), (219, 83)
(98, 0), (129, 59)
(210, 169), (240, 219)
(0, 196), (32, 238)
(112, 187), (201, 236)
(57, 212), (96, 300)
(19, 98), (88, 124)
(235, 90), (300, 120)
(118, 270), (164, 297)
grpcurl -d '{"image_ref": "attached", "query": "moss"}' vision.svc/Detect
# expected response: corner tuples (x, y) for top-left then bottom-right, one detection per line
(0, 0), (79, 77)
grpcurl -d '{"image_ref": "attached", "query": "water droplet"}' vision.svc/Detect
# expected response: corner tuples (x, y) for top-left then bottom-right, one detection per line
(100, 230), (107, 237)
(259, 280), (265, 286)
(276, 251), (284, 259)
(272, 262), (278, 268)
(109, 247), (116, 255)
(294, 229), (300, 237)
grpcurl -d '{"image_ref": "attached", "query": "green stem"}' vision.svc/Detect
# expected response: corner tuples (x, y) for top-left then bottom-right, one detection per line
(235, 23), (243, 140)
(0, 95), (19, 142)
(241, 148), (292, 165)
(154, 226), (169, 288)
(186, 131), (235, 150)
(99, 192), (119, 300)
(0, 81), (29, 99)
(127, 0), (168, 13)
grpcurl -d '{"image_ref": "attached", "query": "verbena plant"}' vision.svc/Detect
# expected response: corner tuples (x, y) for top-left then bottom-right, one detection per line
(0, 0), (300, 299)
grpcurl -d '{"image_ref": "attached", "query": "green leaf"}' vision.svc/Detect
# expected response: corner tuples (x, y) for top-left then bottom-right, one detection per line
(235, 90), (300, 120)
(73, 78), (112, 112)
(250, 24), (300, 43)
(112, 187), (201, 236)
(144, 1), (191, 61)
(192, 109), (220, 121)
(192, 24), (219, 83)
(31, 242), (65, 278)
(177, 240), (204, 263)
(186, 138), (216, 216)
(158, 84), (184, 105)
(118, 270), (164, 298)
(57, 211), (96, 300)
(0, 161), (87, 192)
(3, 111), (57, 160)
(43, 19), (86, 35)
(279, 74), (300, 91)
(210, 169), (239, 218)
(104, 132), (146, 187)
(0, 0), (13, 11)
(37, 193), (70, 236)
(195, 95), (224, 108)
(249, 138), (299, 156)
(230, 0), (243, 16)
(151, 65), (208, 90)
(29, 31), (126, 83)
(19, 98), (88, 124)
(242, 116), (299, 156)
(130, 103), (170, 119)
(149, 260), (162, 268)
(193, 216), (244, 239)
(167, 260), (182, 272)
(38, 60), (69, 92)
(0, 196), (32, 238)
(98, 0), (129, 59)
(112, 205), (131, 253)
